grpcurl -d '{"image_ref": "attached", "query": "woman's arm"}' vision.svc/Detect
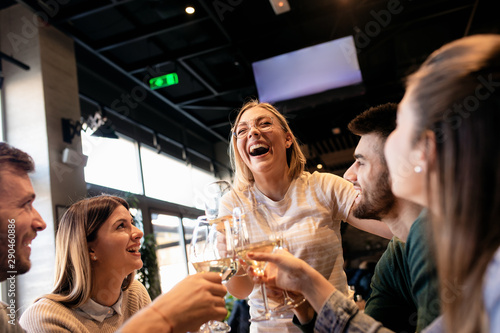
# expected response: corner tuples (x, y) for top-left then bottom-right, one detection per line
(248, 250), (395, 333)
(346, 209), (393, 239)
(119, 273), (227, 333)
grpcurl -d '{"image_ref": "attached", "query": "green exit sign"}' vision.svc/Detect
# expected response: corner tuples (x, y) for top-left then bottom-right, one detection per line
(149, 73), (179, 90)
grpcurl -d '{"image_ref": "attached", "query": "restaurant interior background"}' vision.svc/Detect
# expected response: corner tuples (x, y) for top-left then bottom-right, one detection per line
(0, 0), (498, 314)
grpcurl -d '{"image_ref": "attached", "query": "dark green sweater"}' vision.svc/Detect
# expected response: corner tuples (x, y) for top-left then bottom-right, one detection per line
(364, 212), (440, 332)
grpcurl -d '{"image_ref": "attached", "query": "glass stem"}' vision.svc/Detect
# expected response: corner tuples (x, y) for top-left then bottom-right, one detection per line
(260, 283), (270, 315)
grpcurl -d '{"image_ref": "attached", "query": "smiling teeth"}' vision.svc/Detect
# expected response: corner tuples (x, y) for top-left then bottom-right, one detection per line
(249, 144), (269, 153)
(127, 247), (140, 252)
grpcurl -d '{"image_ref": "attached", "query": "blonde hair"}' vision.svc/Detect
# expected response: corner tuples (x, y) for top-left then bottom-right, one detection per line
(42, 195), (133, 308)
(229, 99), (306, 188)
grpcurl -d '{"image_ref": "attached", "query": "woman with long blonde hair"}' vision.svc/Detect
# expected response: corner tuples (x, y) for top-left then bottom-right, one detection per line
(221, 100), (392, 332)
(21, 195), (151, 332)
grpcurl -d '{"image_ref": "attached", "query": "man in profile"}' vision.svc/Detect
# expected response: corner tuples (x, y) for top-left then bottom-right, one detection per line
(0, 143), (46, 332)
(343, 103), (440, 332)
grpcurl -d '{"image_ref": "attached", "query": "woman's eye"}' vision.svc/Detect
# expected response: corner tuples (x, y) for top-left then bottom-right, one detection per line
(117, 223), (125, 229)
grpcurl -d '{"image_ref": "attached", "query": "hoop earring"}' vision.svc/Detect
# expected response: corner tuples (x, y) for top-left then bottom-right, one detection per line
(414, 165), (423, 173)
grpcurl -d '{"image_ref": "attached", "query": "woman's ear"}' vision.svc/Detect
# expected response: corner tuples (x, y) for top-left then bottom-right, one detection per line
(423, 129), (437, 168)
(412, 130), (437, 172)
(285, 133), (293, 148)
(89, 247), (97, 261)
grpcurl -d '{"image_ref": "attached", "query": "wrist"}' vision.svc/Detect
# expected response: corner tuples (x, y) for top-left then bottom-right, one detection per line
(150, 305), (174, 333)
(300, 264), (335, 313)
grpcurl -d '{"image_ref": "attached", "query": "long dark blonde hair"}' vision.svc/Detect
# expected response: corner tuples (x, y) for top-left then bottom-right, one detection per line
(407, 34), (500, 332)
(43, 195), (134, 308)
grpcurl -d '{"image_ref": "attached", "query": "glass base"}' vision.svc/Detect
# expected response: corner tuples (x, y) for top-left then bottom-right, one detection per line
(198, 320), (231, 332)
(271, 296), (306, 314)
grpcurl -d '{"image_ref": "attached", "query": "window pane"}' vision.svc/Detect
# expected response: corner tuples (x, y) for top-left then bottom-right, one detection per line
(141, 146), (218, 208)
(153, 213), (188, 293)
(183, 217), (198, 275)
(82, 131), (143, 194)
(191, 166), (220, 211)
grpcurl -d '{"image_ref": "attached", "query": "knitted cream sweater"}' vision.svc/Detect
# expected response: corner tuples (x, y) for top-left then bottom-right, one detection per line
(19, 280), (151, 333)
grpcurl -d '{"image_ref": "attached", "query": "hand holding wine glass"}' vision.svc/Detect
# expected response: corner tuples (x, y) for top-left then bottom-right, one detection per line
(233, 204), (279, 322)
(189, 216), (238, 332)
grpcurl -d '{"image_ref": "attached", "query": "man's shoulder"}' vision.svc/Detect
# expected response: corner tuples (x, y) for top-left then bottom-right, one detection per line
(378, 237), (406, 265)
(406, 211), (428, 243)
(370, 237), (411, 288)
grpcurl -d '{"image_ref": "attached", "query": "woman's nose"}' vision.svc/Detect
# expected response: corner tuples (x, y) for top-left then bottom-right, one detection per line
(132, 225), (144, 240)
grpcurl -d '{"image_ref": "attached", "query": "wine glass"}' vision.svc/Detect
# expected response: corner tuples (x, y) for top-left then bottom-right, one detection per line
(263, 219), (306, 315)
(204, 180), (233, 222)
(190, 216), (238, 332)
(233, 204), (279, 322)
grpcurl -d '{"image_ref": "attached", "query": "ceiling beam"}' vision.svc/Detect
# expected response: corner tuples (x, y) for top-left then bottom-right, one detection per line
(177, 59), (218, 95)
(95, 16), (211, 52)
(127, 43), (231, 75)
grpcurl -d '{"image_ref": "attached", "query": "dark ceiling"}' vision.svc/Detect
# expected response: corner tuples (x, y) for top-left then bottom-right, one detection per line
(5, 0), (499, 175)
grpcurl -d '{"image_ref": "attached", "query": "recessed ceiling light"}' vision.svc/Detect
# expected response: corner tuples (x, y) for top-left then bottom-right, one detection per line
(185, 6), (195, 14)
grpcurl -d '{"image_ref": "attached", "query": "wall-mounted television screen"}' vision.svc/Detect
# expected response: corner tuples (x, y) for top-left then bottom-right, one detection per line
(252, 36), (363, 104)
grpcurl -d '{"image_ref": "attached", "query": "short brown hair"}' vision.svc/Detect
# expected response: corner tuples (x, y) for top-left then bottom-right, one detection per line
(348, 103), (398, 141)
(0, 142), (35, 181)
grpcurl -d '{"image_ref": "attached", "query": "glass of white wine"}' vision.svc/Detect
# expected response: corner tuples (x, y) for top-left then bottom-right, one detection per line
(190, 216), (238, 332)
(233, 203), (279, 322)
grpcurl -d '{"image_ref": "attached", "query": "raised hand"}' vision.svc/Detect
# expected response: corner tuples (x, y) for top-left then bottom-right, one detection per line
(248, 249), (308, 294)
(118, 273), (227, 333)
(247, 249), (337, 314)
(152, 273), (228, 333)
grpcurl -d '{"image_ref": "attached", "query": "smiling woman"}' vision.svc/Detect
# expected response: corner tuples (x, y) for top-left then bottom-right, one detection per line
(19, 195), (151, 333)
(221, 100), (391, 333)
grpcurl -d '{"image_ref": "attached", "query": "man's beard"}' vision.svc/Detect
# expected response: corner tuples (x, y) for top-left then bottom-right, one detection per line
(353, 169), (396, 220)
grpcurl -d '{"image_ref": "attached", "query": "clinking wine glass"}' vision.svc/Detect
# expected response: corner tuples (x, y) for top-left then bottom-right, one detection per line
(267, 233), (307, 315)
(233, 204), (279, 322)
(190, 216), (238, 333)
(204, 180), (233, 222)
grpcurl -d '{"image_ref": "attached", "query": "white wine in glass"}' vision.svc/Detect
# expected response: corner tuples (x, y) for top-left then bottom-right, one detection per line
(233, 204), (279, 322)
(190, 216), (238, 333)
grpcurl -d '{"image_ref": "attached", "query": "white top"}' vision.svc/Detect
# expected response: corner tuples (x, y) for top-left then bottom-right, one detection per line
(221, 171), (357, 333)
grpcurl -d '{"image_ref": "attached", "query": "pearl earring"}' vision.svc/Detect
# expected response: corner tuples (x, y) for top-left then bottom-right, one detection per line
(93, 256), (97, 260)
(414, 165), (423, 173)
